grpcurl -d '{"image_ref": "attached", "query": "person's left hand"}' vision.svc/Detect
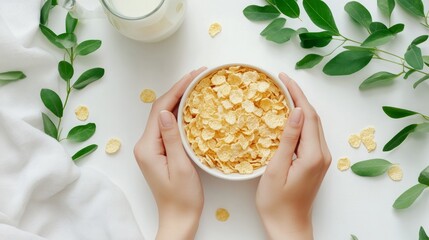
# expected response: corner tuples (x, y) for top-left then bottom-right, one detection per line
(134, 67), (206, 240)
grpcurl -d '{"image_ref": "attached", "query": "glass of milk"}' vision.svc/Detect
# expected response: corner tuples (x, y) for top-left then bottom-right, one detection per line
(100, 0), (186, 42)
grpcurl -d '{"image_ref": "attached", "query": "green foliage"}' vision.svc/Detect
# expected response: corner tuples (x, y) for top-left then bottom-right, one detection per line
(243, 5), (280, 21)
(396, 0), (425, 17)
(351, 159), (392, 177)
(275, 0), (300, 18)
(295, 54), (324, 69)
(377, 0), (395, 19)
(393, 183), (428, 209)
(351, 234), (359, 240)
(299, 31), (333, 48)
(344, 1), (372, 30)
(323, 50), (373, 75)
(420, 227), (429, 240)
(359, 71), (398, 89)
(303, 0), (339, 35)
(39, 0), (103, 160)
(0, 71), (26, 82)
(419, 166), (429, 185)
(361, 29), (395, 47)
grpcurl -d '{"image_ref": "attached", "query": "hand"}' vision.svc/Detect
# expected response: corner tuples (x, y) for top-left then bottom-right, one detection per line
(256, 73), (332, 240)
(134, 67), (207, 240)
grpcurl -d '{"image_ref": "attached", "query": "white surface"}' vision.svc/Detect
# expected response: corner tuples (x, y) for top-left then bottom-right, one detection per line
(108, 0), (162, 17)
(3, 0), (429, 239)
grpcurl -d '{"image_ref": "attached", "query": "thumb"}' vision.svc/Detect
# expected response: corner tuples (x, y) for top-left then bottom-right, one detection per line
(158, 110), (192, 171)
(264, 107), (303, 179)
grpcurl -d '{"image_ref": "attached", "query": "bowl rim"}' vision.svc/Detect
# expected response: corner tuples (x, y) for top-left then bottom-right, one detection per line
(177, 63), (295, 181)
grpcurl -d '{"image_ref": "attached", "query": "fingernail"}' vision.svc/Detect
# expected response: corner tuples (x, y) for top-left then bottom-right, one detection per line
(160, 110), (174, 128)
(289, 108), (302, 126)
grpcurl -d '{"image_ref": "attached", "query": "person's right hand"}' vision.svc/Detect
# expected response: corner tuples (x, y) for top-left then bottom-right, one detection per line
(256, 73), (332, 240)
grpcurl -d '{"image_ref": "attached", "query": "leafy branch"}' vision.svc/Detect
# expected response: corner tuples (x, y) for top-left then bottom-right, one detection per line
(243, 0), (429, 89)
(0, 71), (26, 82)
(39, 0), (103, 161)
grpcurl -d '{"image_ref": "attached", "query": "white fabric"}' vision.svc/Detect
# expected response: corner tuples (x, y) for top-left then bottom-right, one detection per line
(0, 1), (144, 239)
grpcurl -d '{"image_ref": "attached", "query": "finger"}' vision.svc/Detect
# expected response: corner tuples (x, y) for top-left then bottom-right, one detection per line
(263, 107), (304, 183)
(318, 119), (332, 168)
(158, 110), (194, 178)
(279, 73), (323, 162)
(142, 67), (207, 142)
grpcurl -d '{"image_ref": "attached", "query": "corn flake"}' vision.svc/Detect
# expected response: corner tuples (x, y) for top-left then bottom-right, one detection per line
(105, 138), (121, 154)
(74, 105), (89, 121)
(140, 89), (157, 103)
(348, 134), (361, 148)
(387, 164), (403, 181)
(209, 22), (222, 38)
(337, 157), (351, 171)
(215, 208), (230, 222)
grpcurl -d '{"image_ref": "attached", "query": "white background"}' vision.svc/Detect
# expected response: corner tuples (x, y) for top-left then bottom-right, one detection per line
(52, 0), (429, 239)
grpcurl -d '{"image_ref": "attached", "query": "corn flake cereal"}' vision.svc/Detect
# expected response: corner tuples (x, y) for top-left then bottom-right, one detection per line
(209, 22), (222, 38)
(105, 138), (121, 154)
(74, 105), (89, 121)
(387, 164), (403, 181)
(215, 208), (230, 222)
(183, 66), (289, 174)
(140, 89), (157, 103)
(348, 134), (361, 148)
(337, 157), (351, 171)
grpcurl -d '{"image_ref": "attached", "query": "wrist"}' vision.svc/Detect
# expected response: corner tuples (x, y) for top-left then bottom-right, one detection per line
(260, 211), (313, 240)
(156, 212), (201, 240)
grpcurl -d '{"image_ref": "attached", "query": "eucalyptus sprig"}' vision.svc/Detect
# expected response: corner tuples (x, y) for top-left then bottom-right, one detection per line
(0, 71), (26, 82)
(243, 0), (429, 88)
(382, 106), (429, 151)
(39, 0), (103, 161)
(393, 166), (429, 209)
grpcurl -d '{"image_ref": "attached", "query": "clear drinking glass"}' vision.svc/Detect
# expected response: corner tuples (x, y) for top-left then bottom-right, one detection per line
(99, 0), (186, 42)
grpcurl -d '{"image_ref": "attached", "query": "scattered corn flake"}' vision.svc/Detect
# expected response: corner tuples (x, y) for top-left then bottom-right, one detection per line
(387, 164), (403, 181)
(183, 66), (290, 174)
(348, 134), (361, 148)
(140, 89), (157, 103)
(105, 138), (121, 154)
(74, 105), (89, 121)
(360, 126), (375, 139)
(362, 137), (377, 152)
(209, 22), (222, 38)
(337, 157), (351, 171)
(215, 208), (230, 222)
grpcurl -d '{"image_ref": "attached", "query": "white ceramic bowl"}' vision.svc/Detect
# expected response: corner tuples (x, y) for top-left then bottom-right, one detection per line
(178, 64), (294, 181)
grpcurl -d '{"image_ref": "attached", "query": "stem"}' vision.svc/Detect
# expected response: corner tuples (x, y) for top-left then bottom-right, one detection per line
(324, 40), (347, 57)
(374, 56), (428, 76)
(424, 10), (429, 28)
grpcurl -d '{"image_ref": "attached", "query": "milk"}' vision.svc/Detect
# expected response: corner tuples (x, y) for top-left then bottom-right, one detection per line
(101, 0), (186, 42)
(109, 0), (162, 18)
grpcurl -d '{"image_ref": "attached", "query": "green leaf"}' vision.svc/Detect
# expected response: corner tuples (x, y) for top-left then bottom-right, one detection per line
(420, 227), (429, 240)
(389, 23), (405, 35)
(344, 1), (372, 30)
(40, 88), (63, 118)
(377, 0), (395, 18)
(383, 124), (418, 151)
(405, 45), (424, 70)
(56, 33), (77, 49)
(359, 71), (398, 90)
(243, 5), (280, 21)
(73, 68), (105, 90)
(275, 0), (300, 18)
(67, 123), (96, 142)
(393, 183), (428, 209)
(361, 29), (394, 47)
(404, 69), (416, 79)
(39, 24), (64, 49)
(369, 22), (388, 33)
(72, 144), (98, 161)
(414, 75), (429, 88)
(266, 28), (295, 43)
(41, 112), (58, 140)
(295, 54), (324, 69)
(261, 18), (286, 37)
(351, 159), (392, 177)
(411, 35), (429, 45)
(299, 31), (333, 48)
(75, 40), (102, 56)
(382, 106), (421, 119)
(40, 0), (53, 25)
(418, 166), (429, 186)
(296, 27), (308, 35)
(58, 61), (73, 82)
(351, 234), (359, 240)
(0, 71), (26, 82)
(303, 0), (339, 35)
(66, 12), (78, 33)
(323, 50), (373, 75)
(396, 0), (425, 17)
(266, 0), (276, 5)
